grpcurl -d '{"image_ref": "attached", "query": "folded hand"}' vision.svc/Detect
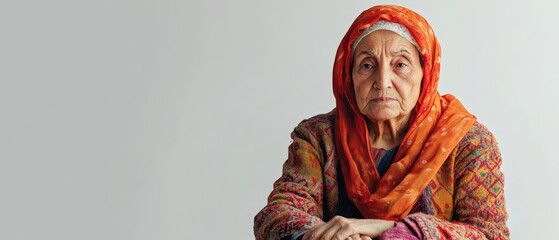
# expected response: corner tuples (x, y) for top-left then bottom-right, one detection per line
(302, 216), (395, 240)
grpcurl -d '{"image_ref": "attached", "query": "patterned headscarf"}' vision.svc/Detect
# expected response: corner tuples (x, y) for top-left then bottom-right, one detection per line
(333, 5), (476, 220)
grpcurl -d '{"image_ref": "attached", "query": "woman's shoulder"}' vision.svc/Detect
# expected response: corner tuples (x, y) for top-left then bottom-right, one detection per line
(292, 109), (336, 143)
(297, 109), (336, 128)
(455, 121), (502, 172)
(458, 121), (498, 151)
(295, 109), (336, 132)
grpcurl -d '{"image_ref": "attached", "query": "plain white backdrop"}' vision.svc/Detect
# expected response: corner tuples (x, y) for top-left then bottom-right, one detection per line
(1, 0), (558, 239)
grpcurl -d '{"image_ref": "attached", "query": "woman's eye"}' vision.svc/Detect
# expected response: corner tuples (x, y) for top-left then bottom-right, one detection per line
(362, 63), (373, 69)
(396, 62), (408, 68)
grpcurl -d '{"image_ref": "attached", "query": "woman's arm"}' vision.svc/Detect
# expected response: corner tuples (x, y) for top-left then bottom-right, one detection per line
(254, 122), (327, 240)
(380, 122), (510, 239)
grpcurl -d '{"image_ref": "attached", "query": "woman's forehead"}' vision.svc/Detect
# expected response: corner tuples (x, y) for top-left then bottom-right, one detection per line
(353, 30), (418, 56)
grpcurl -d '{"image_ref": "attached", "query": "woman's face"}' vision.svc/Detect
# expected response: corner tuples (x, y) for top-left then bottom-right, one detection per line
(352, 30), (423, 122)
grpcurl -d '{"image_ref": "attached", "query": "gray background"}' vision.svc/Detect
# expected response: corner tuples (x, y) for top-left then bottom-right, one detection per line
(1, 0), (557, 239)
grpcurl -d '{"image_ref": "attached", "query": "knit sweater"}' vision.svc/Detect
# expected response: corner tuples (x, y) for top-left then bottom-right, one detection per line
(254, 110), (509, 239)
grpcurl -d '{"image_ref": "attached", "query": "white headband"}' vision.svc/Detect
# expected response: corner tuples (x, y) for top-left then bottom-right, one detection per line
(352, 20), (419, 51)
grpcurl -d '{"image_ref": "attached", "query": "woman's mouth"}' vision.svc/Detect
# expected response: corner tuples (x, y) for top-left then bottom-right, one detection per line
(371, 97), (395, 103)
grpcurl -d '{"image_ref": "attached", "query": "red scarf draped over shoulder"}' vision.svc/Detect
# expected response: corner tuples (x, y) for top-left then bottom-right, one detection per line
(333, 5), (476, 220)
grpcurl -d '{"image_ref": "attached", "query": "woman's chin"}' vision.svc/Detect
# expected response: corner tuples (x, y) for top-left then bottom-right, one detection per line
(365, 113), (400, 122)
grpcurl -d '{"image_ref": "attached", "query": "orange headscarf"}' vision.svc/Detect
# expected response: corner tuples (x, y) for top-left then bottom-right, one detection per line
(333, 5), (476, 220)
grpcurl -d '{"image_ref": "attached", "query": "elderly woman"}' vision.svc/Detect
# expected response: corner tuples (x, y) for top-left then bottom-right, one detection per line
(254, 5), (509, 240)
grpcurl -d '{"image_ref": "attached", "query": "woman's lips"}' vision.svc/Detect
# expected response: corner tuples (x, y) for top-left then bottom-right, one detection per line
(371, 97), (395, 103)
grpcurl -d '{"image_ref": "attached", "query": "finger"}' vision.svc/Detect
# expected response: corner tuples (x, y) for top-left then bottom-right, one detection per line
(355, 219), (396, 237)
(345, 234), (360, 240)
(319, 219), (344, 240)
(359, 235), (373, 240)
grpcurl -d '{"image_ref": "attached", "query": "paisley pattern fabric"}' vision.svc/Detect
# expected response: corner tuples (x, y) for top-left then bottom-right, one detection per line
(333, 5), (477, 220)
(253, 111), (509, 239)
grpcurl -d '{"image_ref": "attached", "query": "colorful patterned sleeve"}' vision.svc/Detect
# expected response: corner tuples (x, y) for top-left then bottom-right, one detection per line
(253, 120), (327, 240)
(395, 122), (510, 239)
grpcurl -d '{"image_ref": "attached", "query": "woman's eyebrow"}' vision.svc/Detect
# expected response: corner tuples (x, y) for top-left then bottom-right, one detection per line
(357, 50), (375, 57)
(391, 48), (411, 56)
(357, 48), (410, 57)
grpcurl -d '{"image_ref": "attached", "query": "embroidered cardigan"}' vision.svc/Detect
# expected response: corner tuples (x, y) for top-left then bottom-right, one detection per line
(254, 110), (509, 239)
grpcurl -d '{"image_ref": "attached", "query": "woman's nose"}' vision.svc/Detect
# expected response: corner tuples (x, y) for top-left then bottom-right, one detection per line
(374, 63), (392, 90)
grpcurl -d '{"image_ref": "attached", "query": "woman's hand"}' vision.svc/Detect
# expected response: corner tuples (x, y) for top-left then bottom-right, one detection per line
(302, 216), (395, 240)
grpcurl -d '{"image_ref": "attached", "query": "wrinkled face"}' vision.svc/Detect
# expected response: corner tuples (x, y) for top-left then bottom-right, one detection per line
(352, 30), (423, 122)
